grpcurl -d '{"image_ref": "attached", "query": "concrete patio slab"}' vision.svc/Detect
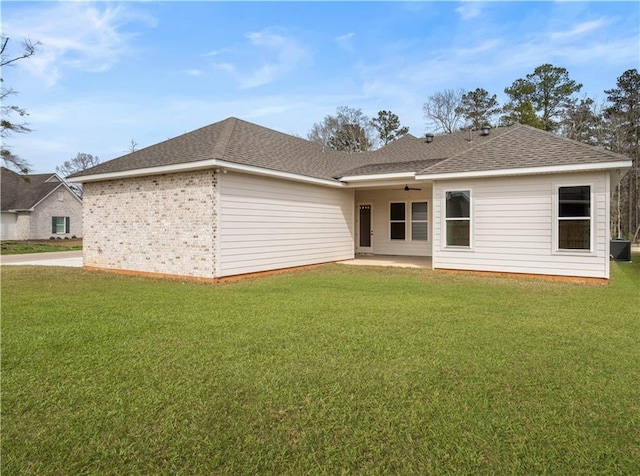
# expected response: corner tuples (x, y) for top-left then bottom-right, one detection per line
(339, 255), (432, 269)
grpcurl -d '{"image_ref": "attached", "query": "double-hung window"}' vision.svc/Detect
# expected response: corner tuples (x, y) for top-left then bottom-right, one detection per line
(445, 191), (471, 247)
(390, 202), (429, 241)
(557, 185), (591, 250)
(52, 216), (70, 234)
(390, 202), (406, 240)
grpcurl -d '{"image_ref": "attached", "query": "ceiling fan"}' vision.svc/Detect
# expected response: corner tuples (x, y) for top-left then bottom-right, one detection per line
(395, 184), (422, 191)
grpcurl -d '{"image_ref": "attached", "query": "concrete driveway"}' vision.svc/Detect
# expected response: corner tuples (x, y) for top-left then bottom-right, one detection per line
(0, 250), (83, 267)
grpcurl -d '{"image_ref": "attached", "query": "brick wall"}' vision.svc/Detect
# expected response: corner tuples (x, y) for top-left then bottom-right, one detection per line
(31, 187), (83, 239)
(82, 170), (217, 278)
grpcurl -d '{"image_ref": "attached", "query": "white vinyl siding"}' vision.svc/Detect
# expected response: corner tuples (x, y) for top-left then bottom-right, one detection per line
(217, 172), (354, 277)
(433, 172), (610, 279)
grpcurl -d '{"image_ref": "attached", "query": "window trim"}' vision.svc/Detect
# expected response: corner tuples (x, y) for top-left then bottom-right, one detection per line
(553, 183), (594, 254)
(410, 201), (429, 242)
(443, 189), (472, 249)
(52, 216), (70, 235)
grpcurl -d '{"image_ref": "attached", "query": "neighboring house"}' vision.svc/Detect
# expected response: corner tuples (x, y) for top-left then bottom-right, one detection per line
(1, 167), (83, 241)
(69, 117), (631, 281)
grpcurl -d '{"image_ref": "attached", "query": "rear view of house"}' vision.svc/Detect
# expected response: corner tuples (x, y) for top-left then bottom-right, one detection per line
(69, 117), (631, 282)
(1, 167), (83, 241)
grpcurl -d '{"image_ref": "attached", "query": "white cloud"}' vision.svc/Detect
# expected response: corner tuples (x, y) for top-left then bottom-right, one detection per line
(550, 19), (608, 41)
(3, 2), (155, 86)
(455, 1), (482, 20)
(211, 29), (309, 89)
(335, 32), (355, 52)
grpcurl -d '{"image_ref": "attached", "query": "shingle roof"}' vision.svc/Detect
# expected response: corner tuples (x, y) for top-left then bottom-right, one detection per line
(1, 167), (65, 211)
(70, 117), (631, 183)
(419, 124), (630, 176)
(71, 117), (367, 181)
(338, 127), (514, 177)
(340, 159), (442, 177)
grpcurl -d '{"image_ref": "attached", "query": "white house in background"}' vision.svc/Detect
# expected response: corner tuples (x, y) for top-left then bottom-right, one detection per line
(68, 118), (631, 281)
(1, 167), (83, 241)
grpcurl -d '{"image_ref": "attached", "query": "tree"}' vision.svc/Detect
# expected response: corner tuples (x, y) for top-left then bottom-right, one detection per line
(328, 123), (372, 153)
(455, 88), (500, 130)
(559, 95), (605, 146)
(499, 100), (545, 129)
(423, 88), (465, 134)
(56, 153), (101, 197)
(1, 35), (39, 173)
(605, 69), (640, 240)
(370, 110), (409, 145)
(307, 106), (376, 152)
(502, 64), (582, 131)
(127, 138), (138, 153)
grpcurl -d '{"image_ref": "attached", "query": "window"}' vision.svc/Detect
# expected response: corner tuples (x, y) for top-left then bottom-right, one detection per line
(445, 191), (471, 247)
(411, 202), (428, 241)
(390, 202), (405, 240)
(52, 216), (70, 234)
(558, 185), (591, 250)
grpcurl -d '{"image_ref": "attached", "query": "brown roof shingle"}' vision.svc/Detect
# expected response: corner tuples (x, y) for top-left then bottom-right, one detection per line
(70, 118), (631, 182)
(1, 167), (65, 211)
(72, 117), (367, 181)
(419, 124), (630, 176)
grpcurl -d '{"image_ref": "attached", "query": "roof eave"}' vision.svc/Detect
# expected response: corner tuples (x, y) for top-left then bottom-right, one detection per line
(340, 171), (416, 182)
(68, 158), (345, 188)
(415, 161), (633, 181)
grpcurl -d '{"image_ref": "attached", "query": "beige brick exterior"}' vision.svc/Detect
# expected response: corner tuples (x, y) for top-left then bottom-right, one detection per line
(82, 170), (217, 278)
(31, 187), (83, 239)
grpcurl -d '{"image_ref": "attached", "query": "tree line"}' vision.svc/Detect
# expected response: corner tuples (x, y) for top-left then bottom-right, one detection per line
(307, 65), (638, 240)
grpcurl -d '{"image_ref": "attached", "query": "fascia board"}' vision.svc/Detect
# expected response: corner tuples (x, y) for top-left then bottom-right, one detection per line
(214, 160), (344, 188)
(68, 158), (344, 188)
(416, 161), (633, 181)
(66, 159), (220, 182)
(340, 172), (416, 182)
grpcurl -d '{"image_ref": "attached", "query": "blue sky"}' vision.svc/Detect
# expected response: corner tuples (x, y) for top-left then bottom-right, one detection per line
(3, 1), (639, 174)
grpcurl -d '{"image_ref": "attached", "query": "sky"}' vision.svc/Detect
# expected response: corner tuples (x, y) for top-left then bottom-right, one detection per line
(2, 1), (639, 174)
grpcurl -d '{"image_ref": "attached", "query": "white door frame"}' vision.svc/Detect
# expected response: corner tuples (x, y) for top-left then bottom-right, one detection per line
(356, 203), (373, 254)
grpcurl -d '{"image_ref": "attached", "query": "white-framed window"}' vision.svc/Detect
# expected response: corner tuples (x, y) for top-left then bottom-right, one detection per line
(389, 202), (406, 240)
(52, 216), (70, 234)
(411, 201), (428, 241)
(445, 190), (471, 247)
(390, 201), (429, 241)
(557, 185), (591, 251)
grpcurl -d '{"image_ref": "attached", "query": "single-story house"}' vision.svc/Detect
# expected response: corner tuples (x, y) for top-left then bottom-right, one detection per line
(1, 167), (83, 241)
(69, 117), (631, 281)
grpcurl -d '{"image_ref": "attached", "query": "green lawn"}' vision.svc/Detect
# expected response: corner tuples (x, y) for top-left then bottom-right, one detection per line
(1, 239), (82, 255)
(2, 260), (639, 475)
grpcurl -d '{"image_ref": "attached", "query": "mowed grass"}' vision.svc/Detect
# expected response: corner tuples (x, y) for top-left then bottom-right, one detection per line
(1, 239), (82, 255)
(2, 260), (639, 475)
